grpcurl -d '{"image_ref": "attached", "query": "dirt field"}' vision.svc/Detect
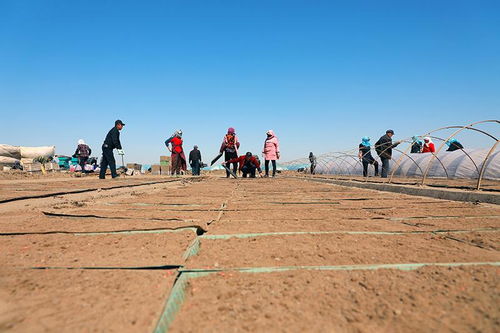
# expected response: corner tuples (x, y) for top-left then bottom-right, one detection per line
(0, 173), (499, 332)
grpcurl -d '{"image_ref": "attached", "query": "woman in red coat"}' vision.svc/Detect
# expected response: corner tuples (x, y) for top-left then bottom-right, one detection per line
(422, 137), (436, 153)
(165, 130), (187, 175)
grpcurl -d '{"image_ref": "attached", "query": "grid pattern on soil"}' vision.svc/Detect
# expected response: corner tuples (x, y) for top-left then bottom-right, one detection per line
(0, 175), (499, 332)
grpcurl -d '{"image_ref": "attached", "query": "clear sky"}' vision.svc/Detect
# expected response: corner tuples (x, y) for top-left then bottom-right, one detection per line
(1, 0), (499, 164)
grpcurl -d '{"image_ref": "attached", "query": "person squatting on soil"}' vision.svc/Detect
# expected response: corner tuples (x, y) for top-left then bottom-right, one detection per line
(223, 152), (262, 178)
(99, 120), (125, 179)
(422, 137), (436, 153)
(446, 138), (464, 152)
(220, 127), (240, 178)
(165, 130), (187, 175)
(358, 137), (379, 177)
(375, 129), (401, 178)
(189, 145), (202, 176)
(410, 136), (423, 153)
(263, 130), (280, 177)
(309, 152), (317, 175)
(73, 139), (91, 172)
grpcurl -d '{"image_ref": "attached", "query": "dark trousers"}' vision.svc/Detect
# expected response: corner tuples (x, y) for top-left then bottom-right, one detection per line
(310, 163), (316, 175)
(242, 165), (256, 178)
(224, 151), (238, 178)
(380, 158), (390, 178)
(265, 160), (276, 176)
(100, 148), (117, 179)
(191, 162), (201, 176)
(79, 157), (88, 172)
(362, 160), (379, 177)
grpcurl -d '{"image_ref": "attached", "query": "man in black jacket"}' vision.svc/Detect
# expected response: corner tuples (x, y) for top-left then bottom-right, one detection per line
(375, 129), (401, 178)
(99, 120), (125, 179)
(189, 145), (202, 176)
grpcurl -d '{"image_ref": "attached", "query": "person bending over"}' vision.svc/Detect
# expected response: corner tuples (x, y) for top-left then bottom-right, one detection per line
(223, 152), (262, 178)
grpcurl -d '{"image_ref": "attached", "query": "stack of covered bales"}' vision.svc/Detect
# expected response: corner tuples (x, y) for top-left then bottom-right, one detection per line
(0, 144), (56, 168)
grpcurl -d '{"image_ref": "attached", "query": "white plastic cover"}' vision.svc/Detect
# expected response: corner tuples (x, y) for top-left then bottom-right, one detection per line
(0, 156), (21, 165)
(285, 148), (500, 180)
(20, 146), (55, 159)
(0, 144), (21, 159)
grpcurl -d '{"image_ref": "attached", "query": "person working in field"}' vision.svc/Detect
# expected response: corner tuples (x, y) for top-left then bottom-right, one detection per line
(165, 130), (187, 175)
(99, 120), (125, 179)
(358, 137), (379, 177)
(309, 152), (317, 174)
(262, 130), (280, 177)
(375, 129), (401, 178)
(223, 152), (262, 178)
(220, 127), (240, 178)
(73, 139), (92, 172)
(410, 136), (423, 153)
(446, 138), (464, 151)
(189, 145), (202, 176)
(422, 137), (436, 153)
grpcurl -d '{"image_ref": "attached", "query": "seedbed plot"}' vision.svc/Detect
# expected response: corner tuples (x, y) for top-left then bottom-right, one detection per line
(444, 231), (500, 250)
(185, 233), (500, 269)
(0, 213), (205, 235)
(222, 207), (380, 220)
(42, 207), (220, 222)
(364, 206), (500, 218)
(1, 231), (195, 268)
(0, 177), (172, 202)
(169, 265), (499, 333)
(208, 216), (500, 234)
(0, 268), (176, 332)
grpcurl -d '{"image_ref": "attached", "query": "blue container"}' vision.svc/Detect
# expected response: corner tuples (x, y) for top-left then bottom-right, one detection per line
(57, 156), (71, 169)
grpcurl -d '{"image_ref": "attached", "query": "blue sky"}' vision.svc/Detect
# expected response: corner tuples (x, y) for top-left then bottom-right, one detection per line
(1, 0), (499, 164)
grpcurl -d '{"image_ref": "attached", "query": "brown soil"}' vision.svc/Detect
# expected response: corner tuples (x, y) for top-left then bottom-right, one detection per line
(187, 233), (500, 269)
(170, 266), (500, 333)
(1, 231), (195, 268)
(1, 174), (498, 332)
(0, 268), (175, 332)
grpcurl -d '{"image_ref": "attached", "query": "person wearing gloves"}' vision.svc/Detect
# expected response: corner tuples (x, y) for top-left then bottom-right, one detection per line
(189, 145), (202, 176)
(262, 130), (280, 177)
(165, 130), (187, 175)
(422, 137), (436, 153)
(446, 138), (464, 152)
(220, 127), (240, 178)
(375, 129), (401, 178)
(410, 136), (423, 153)
(358, 137), (379, 177)
(99, 120), (125, 179)
(73, 139), (92, 172)
(223, 152), (262, 178)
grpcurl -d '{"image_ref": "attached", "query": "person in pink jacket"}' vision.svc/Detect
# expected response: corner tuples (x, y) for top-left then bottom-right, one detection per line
(262, 130), (280, 177)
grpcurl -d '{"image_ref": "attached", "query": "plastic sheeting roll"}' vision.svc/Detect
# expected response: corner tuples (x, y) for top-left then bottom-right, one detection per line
(0, 144), (21, 159)
(0, 156), (21, 165)
(20, 146), (55, 159)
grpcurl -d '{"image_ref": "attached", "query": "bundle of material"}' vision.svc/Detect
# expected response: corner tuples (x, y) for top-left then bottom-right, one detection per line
(0, 144), (56, 171)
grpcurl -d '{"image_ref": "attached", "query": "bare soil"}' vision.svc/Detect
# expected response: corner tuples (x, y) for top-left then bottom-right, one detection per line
(1, 231), (195, 268)
(186, 233), (500, 269)
(170, 266), (500, 333)
(0, 268), (175, 332)
(0, 173), (498, 332)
